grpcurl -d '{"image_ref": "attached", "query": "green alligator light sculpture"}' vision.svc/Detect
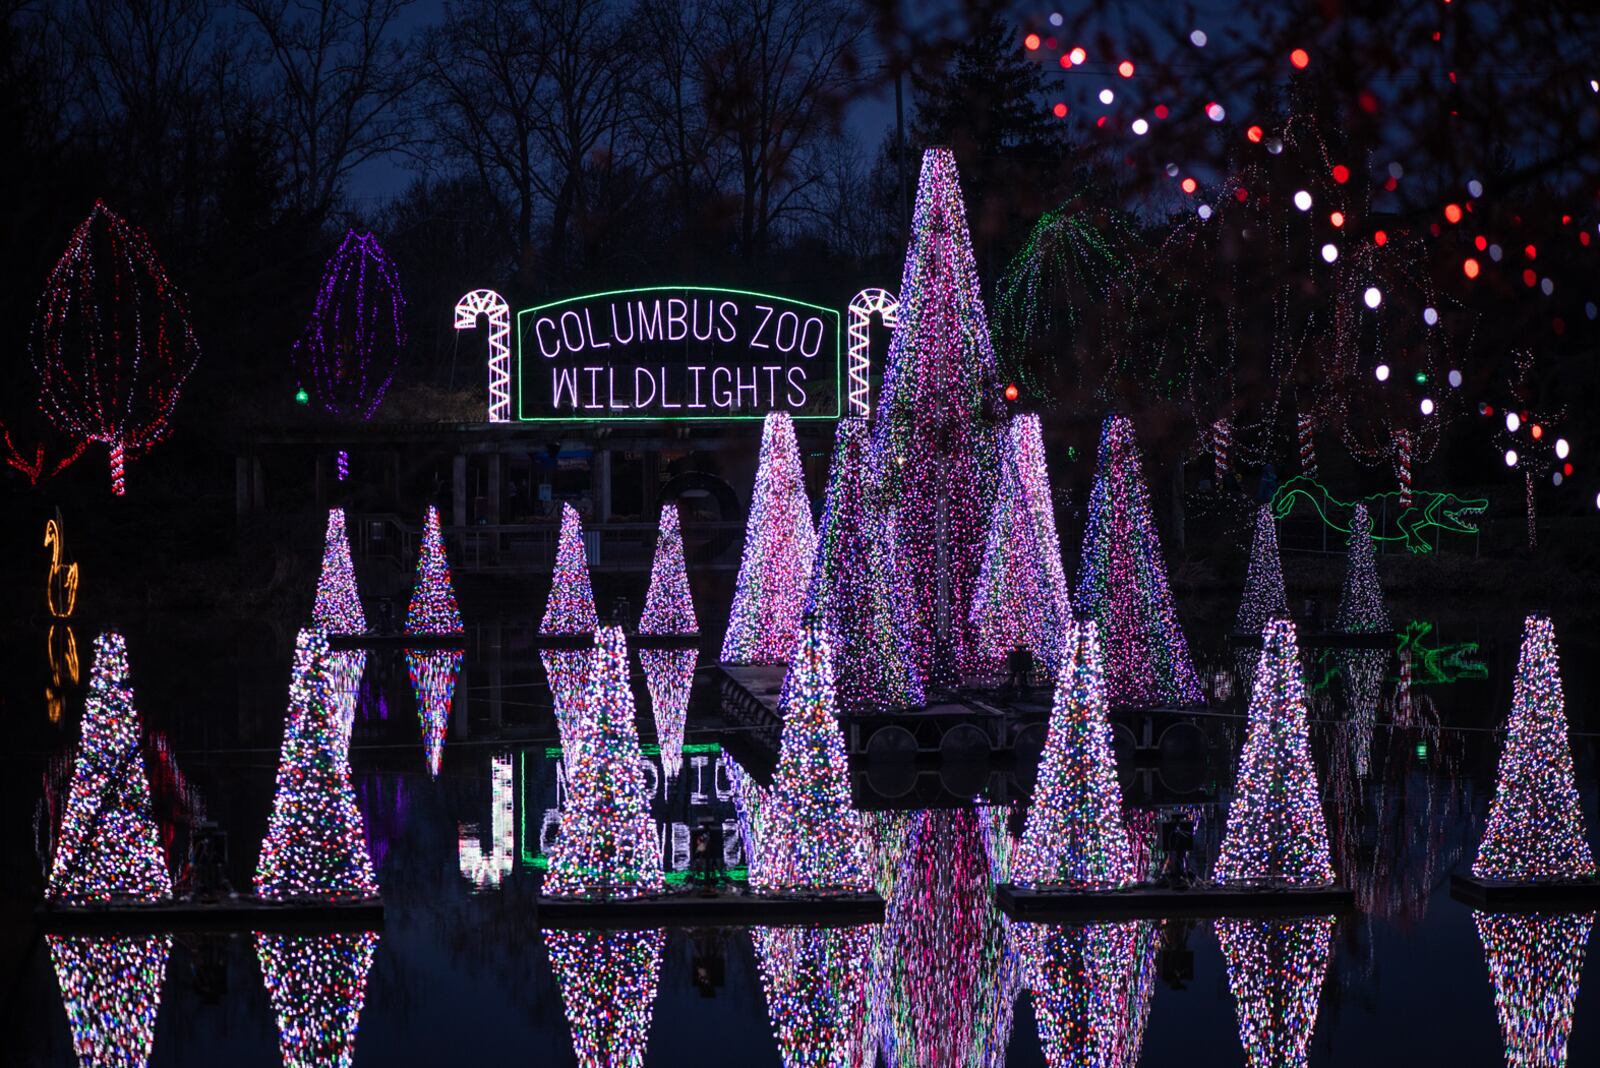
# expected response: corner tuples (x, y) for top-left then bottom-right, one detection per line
(1269, 475), (1488, 554)
(1396, 620), (1488, 687)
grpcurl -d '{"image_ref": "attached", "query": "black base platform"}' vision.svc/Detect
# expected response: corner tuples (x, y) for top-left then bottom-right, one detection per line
(997, 882), (1355, 920)
(1228, 630), (1395, 649)
(537, 889), (884, 929)
(1449, 872), (1600, 910)
(328, 632), (465, 650)
(37, 896), (385, 933)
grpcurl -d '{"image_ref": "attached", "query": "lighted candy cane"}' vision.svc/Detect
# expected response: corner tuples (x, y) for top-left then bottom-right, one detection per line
(846, 288), (898, 418)
(455, 289), (512, 423)
(1297, 414), (1319, 479)
(1211, 418), (1232, 484)
(1392, 428), (1412, 509)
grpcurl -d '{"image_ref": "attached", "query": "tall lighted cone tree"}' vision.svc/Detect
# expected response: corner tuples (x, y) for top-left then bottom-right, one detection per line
(47, 633), (171, 904)
(1236, 507), (1290, 635)
(1333, 505), (1390, 633)
(971, 413), (1073, 679)
(544, 928), (664, 1068)
(752, 925), (875, 1068)
(809, 417), (922, 714)
(1216, 917), (1336, 1068)
(1215, 620), (1336, 887)
(1021, 920), (1159, 1068)
(869, 147), (1004, 688)
(314, 508), (367, 633)
(1473, 911), (1593, 1066)
(48, 934), (173, 1066)
(752, 615), (871, 893)
(1075, 415), (1203, 707)
(544, 626), (663, 898)
(255, 630), (379, 901)
(1472, 615), (1595, 881)
(407, 649), (462, 778)
(639, 502), (698, 782)
(406, 505), (463, 633)
(722, 412), (816, 665)
(1012, 621), (1134, 890)
(256, 932), (380, 1068)
(31, 200), (202, 495)
(541, 503), (600, 754)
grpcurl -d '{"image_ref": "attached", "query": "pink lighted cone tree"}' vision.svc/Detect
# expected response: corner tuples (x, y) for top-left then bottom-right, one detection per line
(406, 505), (463, 633)
(869, 147), (1004, 688)
(541, 503), (600, 755)
(722, 412), (816, 665)
(30, 200), (201, 495)
(639, 502), (698, 782)
(1472, 615), (1595, 882)
(407, 649), (462, 778)
(1333, 504), (1390, 633)
(752, 924), (876, 1068)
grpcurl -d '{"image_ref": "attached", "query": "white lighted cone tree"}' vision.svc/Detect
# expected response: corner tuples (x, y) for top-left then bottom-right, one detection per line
(722, 411), (816, 665)
(256, 931), (380, 1068)
(752, 925), (876, 1068)
(1472, 615), (1595, 882)
(48, 934), (173, 1067)
(639, 502), (698, 782)
(544, 927), (665, 1068)
(971, 413), (1073, 680)
(1333, 504), (1390, 633)
(541, 503), (600, 755)
(313, 507), (368, 751)
(1235, 505), (1291, 699)
(1011, 620), (1134, 890)
(1215, 620), (1336, 887)
(406, 504), (463, 633)
(544, 626), (663, 898)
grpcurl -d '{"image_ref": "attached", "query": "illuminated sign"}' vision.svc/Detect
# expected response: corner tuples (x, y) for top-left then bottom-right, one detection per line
(515, 286), (841, 421)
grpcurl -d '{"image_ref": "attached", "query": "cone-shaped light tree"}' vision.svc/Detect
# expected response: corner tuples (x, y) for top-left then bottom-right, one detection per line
(314, 508), (367, 633)
(1473, 615), (1595, 881)
(1215, 620), (1336, 887)
(1333, 504), (1390, 633)
(1473, 910), (1593, 1067)
(406, 649), (462, 778)
(256, 931), (380, 1068)
(406, 505), (462, 633)
(753, 614), (871, 892)
(47, 632), (171, 904)
(971, 413), (1073, 680)
(1075, 415), (1203, 707)
(722, 412), (816, 665)
(255, 630), (379, 901)
(809, 416), (923, 714)
(541, 503), (600, 754)
(48, 934), (173, 1066)
(1012, 621), (1134, 890)
(544, 928), (665, 1068)
(752, 925), (876, 1068)
(1216, 916), (1336, 1068)
(868, 147), (1005, 688)
(1236, 506), (1290, 634)
(639, 502), (698, 782)
(544, 626), (663, 898)
(1020, 920), (1159, 1068)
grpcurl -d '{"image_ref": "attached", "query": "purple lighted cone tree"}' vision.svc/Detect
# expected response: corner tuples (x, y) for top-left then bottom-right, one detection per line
(808, 417), (922, 714)
(1472, 615), (1595, 881)
(544, 928), (664, 1068)
(869, 147), (1004, 687)
(407, 649), (462, 778)
(406, 505), (463, 634)
(1075, 415), (1203, 708)
(48, 934), (173, 1066)
(639, 502), (698, 782)
(1216, 916), (1336, 1068)
(722, 412), (816, 665)
(1237, 507), (1290, 635)
(1012, 621), (1134, 890)
(752, 615), (871, 893)
(544, 626), (663, 898)
(1215, 620), (1336, 887)
(256, 932), (380, 1068)
(255, 630), (379, 901)
(314, 508), (367, 634)
(1333, 504), (1390, 633)
(541, 503), (600, 755)
(293, 230), (404, 423)
(47, 633), (171, 904)
(31, 200), (202, 495)
(751, 925), (875, 1068)
(1473, 911), (1593, 1066)
(971, 413), (1072, 681)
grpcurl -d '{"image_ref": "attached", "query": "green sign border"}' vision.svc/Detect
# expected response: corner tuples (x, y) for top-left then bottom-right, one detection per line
(515, 285), (842, 422)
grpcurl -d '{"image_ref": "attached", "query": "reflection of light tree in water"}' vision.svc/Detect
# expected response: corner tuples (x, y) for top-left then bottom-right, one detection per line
(1473, 910), (1593, 1067)
(1217, 916), (1335, 1068)
(639, 502), (698, 782)
(753, 924), (877, 1068)
(49, 933), (172, 1067)
(540, 503), (599, 756)
(1015, 920), (1159, 1068)
(544, 928), (664, 1068)
(406, 649), (462, 778)
(256, 931), (380, 1068)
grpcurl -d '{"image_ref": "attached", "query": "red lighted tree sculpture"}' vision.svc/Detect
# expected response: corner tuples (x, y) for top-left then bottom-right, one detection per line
(30, 201), (202, 495)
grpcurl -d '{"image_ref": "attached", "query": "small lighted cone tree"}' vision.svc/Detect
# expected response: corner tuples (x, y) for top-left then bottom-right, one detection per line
(544, 928), (665, 1068)
(1012, 621), (1135, 890)
(1473, 911), (1593, 1067)
(406, 505), (463, 634)
(1216, 916), (1336, 1068)
(1472, 615), (1596, 882)
(1338, 648), (1386, 779)
(544, 626), (664, 899)
(810, 416), (923, 713)
(1075, 414), (1203, 708)
(1333, 504), (1391, 633)
(1235, 505), (1292, 700)
(541, 503), (600, 755)
(869, 147), (1004, 688)
(406, 649), (462, 778)
(752, 925), (875, 1068)
(256, 630), (379, 901)
(752, 615), (871, 893)
(314, 508), (367, 633)
(971, 413), (1073, 681)
(47, 632), (172, 904)
(722, 411), (817, 665)
(1215, 620), (1336, 887)
(31, 200), (202, 495)
(48, 934), (172, 1066)
(1021, 920), (1159, 1068)
(639, 502), (698, 782)
(256, 931), (380, 1068)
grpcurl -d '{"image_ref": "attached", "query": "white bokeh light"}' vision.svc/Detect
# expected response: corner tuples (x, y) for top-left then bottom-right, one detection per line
(1099, 88), (1115, 105)
(1293, 190), (1312, 211)
(1557, 438), (1570, 459)
(1424, 307), (1438, 325)
(1321, 243), (1338, 263)
(1374, 363), (1390, 382)
(1132, 118), (1149, 135)
(1506, 412), (1521, 432)
(1420, 398), (1435, 415)
(1505, 449), (1518, 467)
(1448, 368), (1463, 388)
(1364, 287), (1382, 309)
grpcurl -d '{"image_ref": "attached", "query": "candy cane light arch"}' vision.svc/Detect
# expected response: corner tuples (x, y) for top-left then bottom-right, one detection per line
(847, 288), (898, 418)
(455, 289), (512, 422)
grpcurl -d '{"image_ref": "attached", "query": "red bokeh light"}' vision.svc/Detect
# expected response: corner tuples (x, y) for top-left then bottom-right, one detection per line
(1053, 102), (1068, 118)
(1247, 125), (1263, 143)
(1374, 230), (1388, 246)
(1463, 258), (1480, 278)
(1475, 235), (1487, 251)
(1004, 383), (1020, 402)
(1523, 269), (1538, 287)
(1118, 60), (1135, 78)
(1332, 164), (1350, 184)
(1290, 48), (1310, 69)
(1181, 177), (1198, 194)
(1154, 104), (1169, 119)
(1444, 203), (1463, 224)
(1330, 211), (1345, 227)
(1024, 33), (1041, 51)
(1532, 424), (1544, 440)
(1235, 187), (1249, 202)
(1524, 244), (1538, 259)
(1059, 54), (1073, 68)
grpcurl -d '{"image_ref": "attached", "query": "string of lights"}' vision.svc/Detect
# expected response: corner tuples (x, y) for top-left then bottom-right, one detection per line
(1333, 505), (1391, 634)
(1018, 920), (1159, 1068)
(293, 230), (404, 423)
(752, 924), (875, 1067)
(453, 289), (511, 422)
